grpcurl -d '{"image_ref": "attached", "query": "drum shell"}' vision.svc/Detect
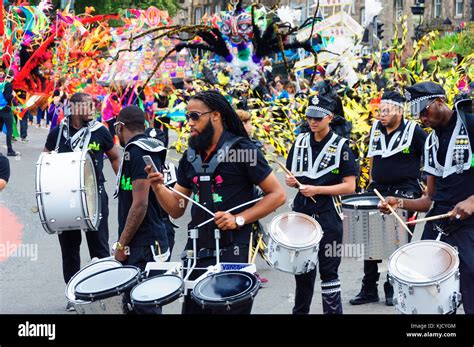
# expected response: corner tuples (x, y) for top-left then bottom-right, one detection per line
(388, 240), (461, 314)
(265, 212), (322, 274)
(74, 266), (141, 314)
(389, 271), (460, 314)
(35, 151), (100, 234)
(65, 258), (122, 314)
(342, 194), (409, 260)
(191, 271), (260, 311)
(265, 236), (319, 274)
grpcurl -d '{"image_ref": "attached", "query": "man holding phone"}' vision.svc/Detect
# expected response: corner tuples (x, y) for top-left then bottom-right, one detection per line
(113, 106), (170, 314)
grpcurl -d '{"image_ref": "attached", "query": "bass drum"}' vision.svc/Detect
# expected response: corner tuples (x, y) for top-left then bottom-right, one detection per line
(36, 150), (100, 234)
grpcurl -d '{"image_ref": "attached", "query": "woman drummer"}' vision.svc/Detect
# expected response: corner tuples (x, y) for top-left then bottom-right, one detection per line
(285, 94), (357, 314)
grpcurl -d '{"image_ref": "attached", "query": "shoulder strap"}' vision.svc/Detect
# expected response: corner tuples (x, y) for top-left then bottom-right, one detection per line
(187, 136), (244, 174)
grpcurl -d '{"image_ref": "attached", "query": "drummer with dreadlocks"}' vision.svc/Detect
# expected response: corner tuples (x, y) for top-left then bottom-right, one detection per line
(285, 94), (357, 314)
(146, 90), (286, 314)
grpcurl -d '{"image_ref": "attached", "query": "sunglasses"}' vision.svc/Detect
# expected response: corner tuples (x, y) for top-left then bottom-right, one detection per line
(185, 110), (214, 122)
(113, 121), (125, 129)
(306, 115), (329, 122)
(419, 99), (436, 117)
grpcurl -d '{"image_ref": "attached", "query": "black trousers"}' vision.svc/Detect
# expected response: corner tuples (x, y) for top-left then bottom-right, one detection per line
(164, 218), (176, 258)
(58, 187), (109, 284)
(121, 245), (163, 314)
(422, 222), (474, 314)
(293, 209), (343, 314)
(182, 242), (252, 314)
(0, 111), (14, 152)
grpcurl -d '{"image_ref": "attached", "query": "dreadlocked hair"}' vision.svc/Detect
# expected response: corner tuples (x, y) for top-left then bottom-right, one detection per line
(191, 90), (250, 139)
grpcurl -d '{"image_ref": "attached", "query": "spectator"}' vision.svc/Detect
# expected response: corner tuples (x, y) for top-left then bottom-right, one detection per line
(0, 153), (9, 191)
(0, 70), (19, 156)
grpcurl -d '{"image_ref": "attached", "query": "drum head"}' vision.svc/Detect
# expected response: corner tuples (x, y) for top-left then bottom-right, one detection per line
(269, 212), (322, 248)
(84, 154), (99, 226)
(191, 271), (259, 308)
(75, 266), (140, 301)
(389, 240), (459, 284)
(131, 275), (183, 307)
(66, 258), (122, 301)
(341, 194), (379, 210)
(83, 152), (99, 226)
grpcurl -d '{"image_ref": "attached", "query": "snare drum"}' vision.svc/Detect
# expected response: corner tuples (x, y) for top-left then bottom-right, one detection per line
(265, 212), (323, 274)
(342, 194), (409, 260)
(74, 266), (141, 314)
(65, 257), (122, 314)
(388, 240), (461, 314)
(191, 271), (260, 312)
(130, 275), (184, 309)
(36, 151), (100, 234)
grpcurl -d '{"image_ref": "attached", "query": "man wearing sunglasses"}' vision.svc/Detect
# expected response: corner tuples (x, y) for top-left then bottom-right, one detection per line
(379, 81), (474, 314)
(350, 91), (427, 307)
(146, 90), (286, 314)
(43, 92), (121, 311)
(285, 94), (357, 314)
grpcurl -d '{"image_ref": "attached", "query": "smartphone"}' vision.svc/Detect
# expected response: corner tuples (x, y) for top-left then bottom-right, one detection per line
(143, 155), (158, 173)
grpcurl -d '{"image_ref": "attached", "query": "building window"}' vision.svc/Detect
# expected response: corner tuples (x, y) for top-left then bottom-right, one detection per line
(214, 3), (221, 14)
(194, 7), (202, 24)
(394, 0), (403, 21)
(455, 0), (464, 17)
(360, 7), (366, 25)
(433, 0), (442, 18)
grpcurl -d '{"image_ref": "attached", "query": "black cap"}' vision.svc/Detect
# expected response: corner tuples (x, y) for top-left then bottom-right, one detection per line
(380, 90), (405, 108)
(306, 94), (336, 118)
(404, 82), (446, 117)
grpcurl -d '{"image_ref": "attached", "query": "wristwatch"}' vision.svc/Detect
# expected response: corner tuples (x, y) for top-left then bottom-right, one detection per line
(112, 241), (125, 252)
(235, 216), (245, 228)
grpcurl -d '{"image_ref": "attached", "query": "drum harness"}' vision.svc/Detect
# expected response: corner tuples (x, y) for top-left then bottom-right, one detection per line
(290, 132), (347, 221)
(174, 135), (263, 282)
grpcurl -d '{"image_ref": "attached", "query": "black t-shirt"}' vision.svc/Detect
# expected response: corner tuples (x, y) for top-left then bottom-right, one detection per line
(118, 134), (169, 249)
(45, 123), (114, 184)
(286, 131), (358, 215)
(427, 112), (474, 226)
(0, 154), (10, 182)
(177, 131), (272, 248)
(371, 121), (427, 192)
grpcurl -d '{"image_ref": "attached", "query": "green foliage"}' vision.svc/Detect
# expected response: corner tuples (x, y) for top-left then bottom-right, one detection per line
(71, 0), (180, 17)
(428, 25), (474, 58)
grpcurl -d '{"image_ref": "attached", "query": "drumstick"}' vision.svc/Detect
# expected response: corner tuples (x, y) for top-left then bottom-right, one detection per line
(251, 234), (263, 264)
(167, 186), (215, 217)
(248, 232), (253, 263)
(276, 161), (317, 203)
(373, 189), (413, 236)
(195, 197), (263, 229)
(405, 212), (454, 225)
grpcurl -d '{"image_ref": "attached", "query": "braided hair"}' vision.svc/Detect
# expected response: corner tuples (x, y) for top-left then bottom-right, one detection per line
(190, 90), (250, 139)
